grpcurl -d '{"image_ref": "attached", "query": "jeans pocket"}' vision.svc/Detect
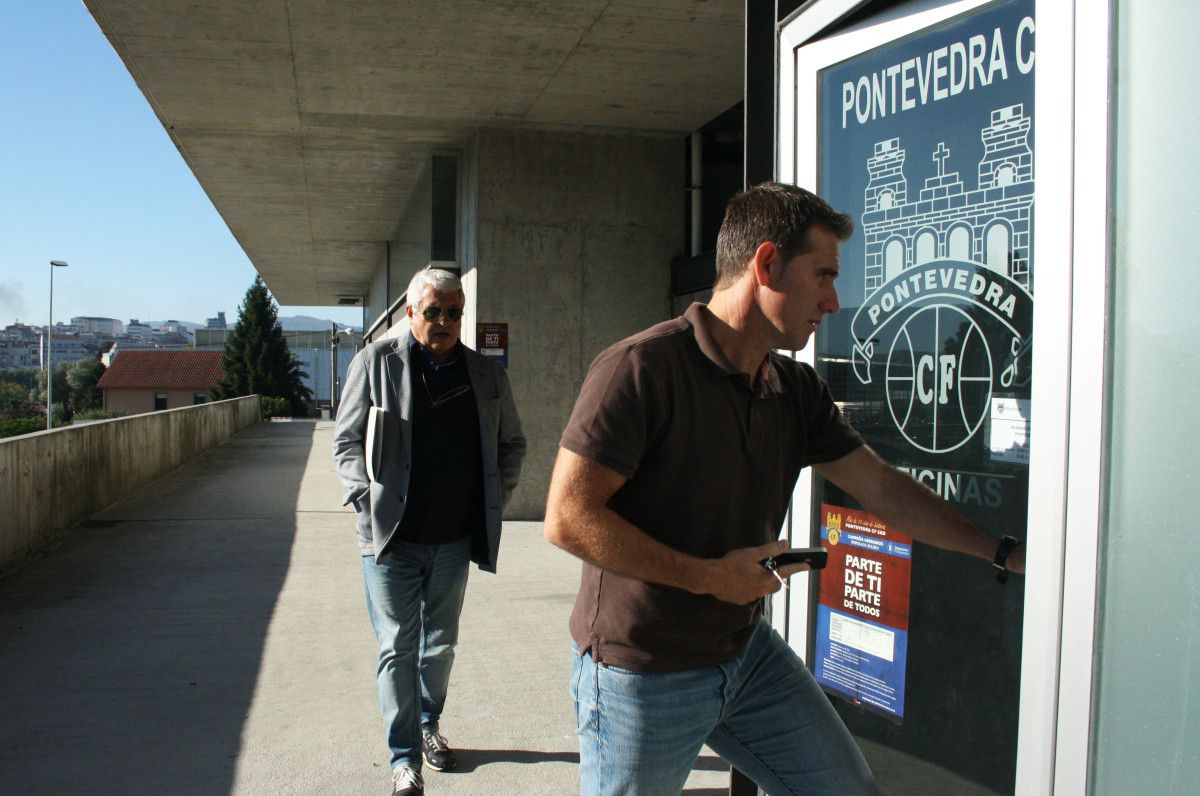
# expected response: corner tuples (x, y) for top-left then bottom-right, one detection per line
(598, 661), (646, 678)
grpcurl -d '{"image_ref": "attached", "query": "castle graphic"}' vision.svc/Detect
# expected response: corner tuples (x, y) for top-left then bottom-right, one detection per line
(861, 104), (1034, 299)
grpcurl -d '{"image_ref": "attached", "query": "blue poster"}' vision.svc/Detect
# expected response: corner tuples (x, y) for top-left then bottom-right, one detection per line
(814, 505), (913, 721)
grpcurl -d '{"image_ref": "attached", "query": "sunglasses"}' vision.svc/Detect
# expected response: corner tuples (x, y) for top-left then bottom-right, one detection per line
(420, 305), (463, 322)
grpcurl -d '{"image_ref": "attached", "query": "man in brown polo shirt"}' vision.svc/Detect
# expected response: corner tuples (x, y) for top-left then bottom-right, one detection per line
(544, 182), (1025, 795)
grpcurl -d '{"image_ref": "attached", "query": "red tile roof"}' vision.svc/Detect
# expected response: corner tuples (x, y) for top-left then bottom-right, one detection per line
(97, 350), (225, 390)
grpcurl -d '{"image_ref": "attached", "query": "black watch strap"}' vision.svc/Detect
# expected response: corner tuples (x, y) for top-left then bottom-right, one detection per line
(993, 535), (1021, 584)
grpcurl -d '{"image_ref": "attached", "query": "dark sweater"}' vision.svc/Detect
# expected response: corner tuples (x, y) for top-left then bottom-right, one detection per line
(395, 343), (484, 545)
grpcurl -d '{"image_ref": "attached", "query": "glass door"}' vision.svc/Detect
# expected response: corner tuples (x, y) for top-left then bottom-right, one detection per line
(779, 1), (1042, 791)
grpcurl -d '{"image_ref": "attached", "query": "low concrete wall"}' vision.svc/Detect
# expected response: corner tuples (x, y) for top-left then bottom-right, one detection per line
(0, 395), (260, 572)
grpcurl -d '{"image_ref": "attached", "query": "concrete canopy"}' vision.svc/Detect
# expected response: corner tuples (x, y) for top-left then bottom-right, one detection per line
(82, 1), (745, 307)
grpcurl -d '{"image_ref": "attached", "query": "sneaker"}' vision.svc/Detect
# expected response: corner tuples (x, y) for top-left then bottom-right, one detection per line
(421, 730), (457, 771)
(391, 765), (423, 795)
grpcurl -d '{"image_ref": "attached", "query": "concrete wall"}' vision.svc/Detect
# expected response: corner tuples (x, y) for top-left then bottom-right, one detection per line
(366, 244), (390, 333)
(472, 128), (684, 518)
(388, 159), (436, 305)
(0, 396), (260, 572)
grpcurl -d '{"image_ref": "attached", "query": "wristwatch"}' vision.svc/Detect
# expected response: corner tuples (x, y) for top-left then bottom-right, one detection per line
(993, 535), (1021, 584)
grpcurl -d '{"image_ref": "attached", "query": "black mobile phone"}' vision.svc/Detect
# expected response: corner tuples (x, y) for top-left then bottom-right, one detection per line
(762, 547), (828, 571)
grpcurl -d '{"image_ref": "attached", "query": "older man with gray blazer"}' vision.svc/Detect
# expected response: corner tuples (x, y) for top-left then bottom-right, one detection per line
(333, 266), (525, 796)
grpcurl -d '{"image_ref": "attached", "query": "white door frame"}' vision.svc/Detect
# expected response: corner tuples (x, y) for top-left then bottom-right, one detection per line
(776, 1), (1114, 791)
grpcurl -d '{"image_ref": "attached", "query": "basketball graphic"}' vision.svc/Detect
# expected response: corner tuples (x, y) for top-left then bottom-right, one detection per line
(885, 305), (992, 453)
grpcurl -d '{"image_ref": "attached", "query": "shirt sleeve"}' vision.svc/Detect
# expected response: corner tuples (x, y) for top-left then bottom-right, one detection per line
(799, 365), (864, 466)
(559, 343), (660, 480)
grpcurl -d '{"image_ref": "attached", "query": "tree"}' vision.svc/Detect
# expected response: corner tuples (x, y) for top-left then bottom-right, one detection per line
(31, 363), (71, 421)
(212, 276), (312, 415)
(66, 356), (106, 413)
(29, 357), (106, 421)
(0, 368), (39, 391)
(0, 382), (37, 420)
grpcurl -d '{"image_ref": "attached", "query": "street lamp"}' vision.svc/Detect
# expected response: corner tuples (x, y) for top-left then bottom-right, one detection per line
(330, 325), (359, 417)
(47, 259), (69, 430)
(329, 322), (337, 416)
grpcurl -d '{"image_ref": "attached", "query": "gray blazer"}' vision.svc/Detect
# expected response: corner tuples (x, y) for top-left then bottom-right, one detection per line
(332, 334), (526, 572)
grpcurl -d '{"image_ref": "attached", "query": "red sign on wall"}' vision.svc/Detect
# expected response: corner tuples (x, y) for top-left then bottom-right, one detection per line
(477, 323), (509, 367)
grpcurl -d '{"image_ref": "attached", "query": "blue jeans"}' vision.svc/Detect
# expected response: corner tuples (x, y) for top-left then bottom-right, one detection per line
(362, 537), (471, 772)
(571, 619), (878, 795)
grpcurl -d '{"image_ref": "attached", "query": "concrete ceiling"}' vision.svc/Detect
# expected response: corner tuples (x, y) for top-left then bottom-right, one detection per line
(83, 1), (745, 307)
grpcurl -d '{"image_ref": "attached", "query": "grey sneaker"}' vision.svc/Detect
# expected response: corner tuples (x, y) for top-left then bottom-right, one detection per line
(422, 730), (457, 771)
(391, 765), (423, 795)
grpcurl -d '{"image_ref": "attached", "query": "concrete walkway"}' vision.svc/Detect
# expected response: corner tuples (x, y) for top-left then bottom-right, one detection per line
(0, 421), (732, 795)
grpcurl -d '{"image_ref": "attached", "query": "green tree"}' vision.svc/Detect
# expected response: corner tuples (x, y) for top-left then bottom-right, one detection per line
(0, 368), (39, 391)
(32, 363), (71, 421)
(212, 276), (312, 415)
(66, 356), (106, 413)
(0, 381), (37, 420)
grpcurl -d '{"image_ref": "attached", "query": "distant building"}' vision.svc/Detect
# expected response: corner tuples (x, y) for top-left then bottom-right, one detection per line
(0, 324), (41, 369)
(0, 344), (39, 369)
(70, 316), (123, 337)
(46, 336), (98, 365)
(1, 322), (39, 341)
(205, 311), (227, 329)
(96, 350), (225, 415)
(0, 342), (40, 368)
(151, 329), (192, 347)
(194, 327), (357, 403)
(125, 319), (152, 341)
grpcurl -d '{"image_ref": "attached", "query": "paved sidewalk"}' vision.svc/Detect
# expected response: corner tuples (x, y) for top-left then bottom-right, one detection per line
(0, 420), (731, 795)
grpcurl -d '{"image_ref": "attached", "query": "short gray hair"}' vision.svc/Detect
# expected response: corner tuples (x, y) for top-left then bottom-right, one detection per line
(406, 266), (463, 309)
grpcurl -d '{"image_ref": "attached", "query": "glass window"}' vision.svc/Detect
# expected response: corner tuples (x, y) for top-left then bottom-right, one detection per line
(1092, 2), (1200, 790)
(154, 393), (167, 411)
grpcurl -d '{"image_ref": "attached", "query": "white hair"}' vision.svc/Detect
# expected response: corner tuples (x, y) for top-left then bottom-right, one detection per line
(406, 266), (463, 309)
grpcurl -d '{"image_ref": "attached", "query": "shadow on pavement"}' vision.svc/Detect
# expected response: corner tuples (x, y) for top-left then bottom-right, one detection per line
(440, 747), (579, 772)
(0, 422), (314, 795)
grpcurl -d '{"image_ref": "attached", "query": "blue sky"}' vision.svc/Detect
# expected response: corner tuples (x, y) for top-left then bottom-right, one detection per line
(0, 1), (363, 329)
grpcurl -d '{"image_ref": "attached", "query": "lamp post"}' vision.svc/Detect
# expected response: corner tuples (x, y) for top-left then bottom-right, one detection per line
(329, 322), (337, 416)
(329, 325), (359, 417)
(47, 259), (69, 430)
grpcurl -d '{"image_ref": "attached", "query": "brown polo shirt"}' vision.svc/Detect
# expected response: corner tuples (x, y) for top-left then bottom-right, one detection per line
(560, 303), (863, 672)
